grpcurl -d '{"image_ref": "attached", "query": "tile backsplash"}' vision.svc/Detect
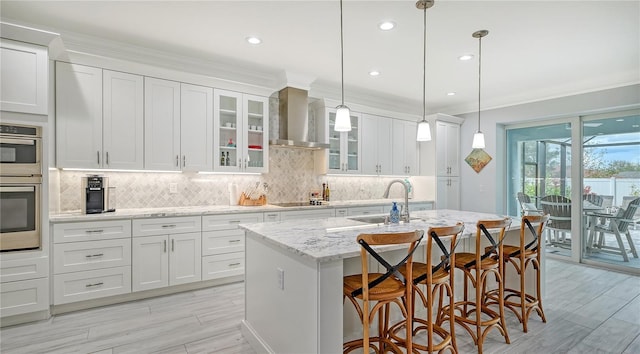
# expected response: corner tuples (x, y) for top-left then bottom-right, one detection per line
(50, 147), (433, 212)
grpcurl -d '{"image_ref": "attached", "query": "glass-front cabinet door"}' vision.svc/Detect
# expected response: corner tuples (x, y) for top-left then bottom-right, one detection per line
(214, 90), (242, 171)
(327, 108), (360, 174)
(214, 90), (268, 173)
(243, 94), (268, 173)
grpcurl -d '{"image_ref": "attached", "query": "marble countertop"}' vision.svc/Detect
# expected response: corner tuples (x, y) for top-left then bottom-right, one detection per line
(240, 209), (519, 263)
(49, 199), (435, 222)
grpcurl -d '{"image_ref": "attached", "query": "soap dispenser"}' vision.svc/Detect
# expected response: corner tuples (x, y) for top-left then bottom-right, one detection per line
(390, 202), (400, 224)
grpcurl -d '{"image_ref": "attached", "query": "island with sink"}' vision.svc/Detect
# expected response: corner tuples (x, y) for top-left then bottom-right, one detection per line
(239, 209), (524, 354)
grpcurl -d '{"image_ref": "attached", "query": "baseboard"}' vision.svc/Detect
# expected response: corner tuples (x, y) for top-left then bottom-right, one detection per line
(241, 319), (275, 354)
(0, 309), (50, 327)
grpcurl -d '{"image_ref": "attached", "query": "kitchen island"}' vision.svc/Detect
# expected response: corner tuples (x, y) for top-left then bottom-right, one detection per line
(240, 209), (525, 354)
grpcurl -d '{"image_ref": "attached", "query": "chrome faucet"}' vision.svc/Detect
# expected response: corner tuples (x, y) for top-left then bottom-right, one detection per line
(383, 179), (410, 222)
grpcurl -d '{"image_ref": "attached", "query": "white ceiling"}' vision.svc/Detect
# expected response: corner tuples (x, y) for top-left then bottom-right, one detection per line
(2, 0), (639, 117)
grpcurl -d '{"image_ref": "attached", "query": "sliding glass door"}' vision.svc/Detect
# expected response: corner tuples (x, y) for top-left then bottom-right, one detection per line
(506, 109), (640, 273)
(506, 121), (573, 258)
(581, 110), (640, 271)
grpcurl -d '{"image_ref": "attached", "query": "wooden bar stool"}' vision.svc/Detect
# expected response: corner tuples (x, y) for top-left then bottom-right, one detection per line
(343, 230), (424, 354)
(441, 218), (512, 353)
(388, 223), (464, 353)
(485, 214), (549, 332)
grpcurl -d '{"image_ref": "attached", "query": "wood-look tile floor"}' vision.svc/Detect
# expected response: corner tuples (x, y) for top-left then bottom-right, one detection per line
(1, 258), (639, 353)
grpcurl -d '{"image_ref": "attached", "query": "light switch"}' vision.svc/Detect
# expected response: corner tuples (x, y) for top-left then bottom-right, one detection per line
(169, 183), (178, 194)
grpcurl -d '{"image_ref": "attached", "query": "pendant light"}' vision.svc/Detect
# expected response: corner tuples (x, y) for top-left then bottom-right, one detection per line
(471, 29), (488, 149)
(416, 0), (434, 142)
(334, 0), (352, 132)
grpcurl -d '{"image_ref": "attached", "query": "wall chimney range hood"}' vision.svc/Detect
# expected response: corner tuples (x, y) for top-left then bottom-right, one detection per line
(269, 87), (329, 149)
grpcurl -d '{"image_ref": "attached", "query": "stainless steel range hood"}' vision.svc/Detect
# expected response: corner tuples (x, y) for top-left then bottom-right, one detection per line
(269, 87), (329, 149)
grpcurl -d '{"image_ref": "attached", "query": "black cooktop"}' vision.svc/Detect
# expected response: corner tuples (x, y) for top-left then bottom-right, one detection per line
(271, 202), (325, 207)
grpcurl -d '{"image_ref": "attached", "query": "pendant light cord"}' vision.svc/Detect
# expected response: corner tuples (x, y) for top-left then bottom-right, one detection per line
(477, 35), (482, 132)
(422, 5), (427, 120)
(340, 0), (345, 106)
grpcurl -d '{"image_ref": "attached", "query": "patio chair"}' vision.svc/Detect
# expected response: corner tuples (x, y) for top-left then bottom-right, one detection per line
(540, 195), (571, 248)
(583, 194), (603, 207)
(517, 192), (542, 216)
(592, 197), (640, 262)
(622, 196), (640, 230)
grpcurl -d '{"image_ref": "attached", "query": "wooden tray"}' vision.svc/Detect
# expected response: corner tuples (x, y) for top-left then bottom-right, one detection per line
(239, 193), (267, 206)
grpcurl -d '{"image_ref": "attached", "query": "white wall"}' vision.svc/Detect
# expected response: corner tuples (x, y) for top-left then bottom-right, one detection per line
(456, 84), (640, 214)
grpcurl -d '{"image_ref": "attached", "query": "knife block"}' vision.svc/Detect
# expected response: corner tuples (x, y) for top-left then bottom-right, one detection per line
(239, 193), (267, 206)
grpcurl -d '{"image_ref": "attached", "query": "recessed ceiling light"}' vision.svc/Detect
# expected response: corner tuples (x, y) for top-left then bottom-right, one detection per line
(458, 54), (474, 61)
(379, 21), (395, 31)
(369, 70), (380, 77)
(633, 124), (639, 128)
(447, 92), (456, 96)
(616, 119), (625, 122)
(246, 36), (262, 45)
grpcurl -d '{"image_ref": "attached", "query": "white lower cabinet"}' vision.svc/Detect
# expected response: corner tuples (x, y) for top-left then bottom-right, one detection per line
(201, 213), (262, 280)
(53, 266), (131, 305)
(52, 220), (132, 305)
(280, 209), (334, 221)
(132, 216), (202, 292)
(132, 232), (202, 292)
(202, 252), (244, 280)
(0, 277), (49, 317)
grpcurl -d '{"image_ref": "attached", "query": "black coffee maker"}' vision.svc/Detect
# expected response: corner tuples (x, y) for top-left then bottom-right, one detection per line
(82, 176), (114, 214)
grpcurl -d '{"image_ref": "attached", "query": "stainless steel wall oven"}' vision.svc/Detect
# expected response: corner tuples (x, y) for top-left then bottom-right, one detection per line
(0, 124), (42, 252)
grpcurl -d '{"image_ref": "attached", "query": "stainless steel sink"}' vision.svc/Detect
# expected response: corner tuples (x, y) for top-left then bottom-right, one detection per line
(348, 215), (421, 224)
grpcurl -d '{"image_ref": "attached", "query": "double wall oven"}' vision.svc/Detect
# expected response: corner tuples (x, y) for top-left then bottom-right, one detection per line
(0, 124), (42, 251)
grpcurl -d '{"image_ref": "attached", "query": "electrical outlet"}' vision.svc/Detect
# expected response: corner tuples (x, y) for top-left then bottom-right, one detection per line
(169, 183), (178, 194)
(277, 268), (284, 290)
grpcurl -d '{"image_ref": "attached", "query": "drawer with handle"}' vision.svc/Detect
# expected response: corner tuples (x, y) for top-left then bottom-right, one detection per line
(202, 252), (244, 280)
(202, 229), (245, 256)
(132, 216), (201, 237)
(53, 266), (131, 305)
(202, 213), (262, 231)
(53, 238), (131, 274)
(53, 219), (131, 243)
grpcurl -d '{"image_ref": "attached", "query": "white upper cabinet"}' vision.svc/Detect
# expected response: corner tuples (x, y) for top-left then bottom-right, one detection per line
(180, 83), (213, 172)
(361, 114), (392, 175)
(392, 120), (418, 175)
(144, 77), (181, 171)
(56, 63), (144, 169)
(326, 108), (361, 174)
(213, 90), (269, 173)
(103, 70), (144, 170)
(0, 39), (48, 115)
(436, 121), (460, 176)
(56, 62), (103, 168)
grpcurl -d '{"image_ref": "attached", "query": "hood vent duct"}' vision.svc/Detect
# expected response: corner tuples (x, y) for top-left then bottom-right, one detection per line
(269, 87), (329, 149)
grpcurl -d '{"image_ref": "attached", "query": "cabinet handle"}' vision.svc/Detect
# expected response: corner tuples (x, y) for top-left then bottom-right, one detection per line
(229, 220), (241, 224)
(266, 213), (277, 217)
(85, 282), (104, 288)
(85, 253), (104, 258)
(163, 240), (167, 253)
(176, 155), (179, 167)
(97, 151), (100, 165)
(161, 224), (176, 228)
(172, 239), (175, 252)
(229, 239), (241, 243)
(183, 155), (186, 167)
(106, 151), (109, 165)
(228, 262), (241, 267)
(85, 229), (104, 234)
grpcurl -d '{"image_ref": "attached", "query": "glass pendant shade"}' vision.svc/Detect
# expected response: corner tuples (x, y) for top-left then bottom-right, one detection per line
(334, 105), (352, 132)
(416, 120), (432, 141)
(472, 131), (485, 149)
